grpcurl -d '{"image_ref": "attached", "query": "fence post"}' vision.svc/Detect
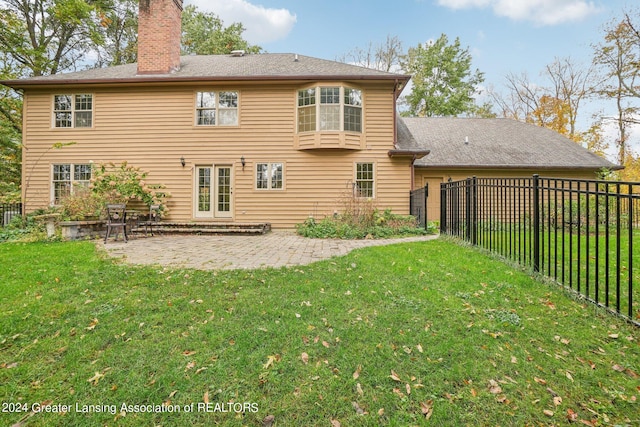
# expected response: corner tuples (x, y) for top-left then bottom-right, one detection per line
(440, 183), (447, 233)
(424, 183), (429, 230)
(471, 176), (478, 245)
(533, 174), (540, 272)
(465, 178), (472, 242)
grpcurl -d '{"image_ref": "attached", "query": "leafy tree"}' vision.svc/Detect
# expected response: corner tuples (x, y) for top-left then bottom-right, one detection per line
(592, 11), (640, 166)
(544, 57), (594, 140)
(401, 34), (484, 117)
(181, 5), (261, 55)
(93, 0), (138, 67)
(0, 0), (109, 77)
(530, 95), (571, 137)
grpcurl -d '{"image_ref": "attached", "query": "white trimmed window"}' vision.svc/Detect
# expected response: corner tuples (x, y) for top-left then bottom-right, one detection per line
(256, 163), (284, 190)
(297, 86), (362, 133)
(52, 164), (92, 204)
(196, 91), (238, 126)
(355, 162), (374, 198)
(53, 94), (93, 128)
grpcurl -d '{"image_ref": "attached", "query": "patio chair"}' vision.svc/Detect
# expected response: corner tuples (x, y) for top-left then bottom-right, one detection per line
(143, 204), (162, 236)
(104, 204), (127, 243)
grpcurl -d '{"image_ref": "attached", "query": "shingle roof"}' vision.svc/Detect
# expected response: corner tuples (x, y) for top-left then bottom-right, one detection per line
(1, 53), (410, 88)
(400, 117), (620, 170)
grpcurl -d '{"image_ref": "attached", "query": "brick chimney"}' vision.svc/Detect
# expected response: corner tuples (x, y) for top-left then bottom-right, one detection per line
(137, 0), (183, 75)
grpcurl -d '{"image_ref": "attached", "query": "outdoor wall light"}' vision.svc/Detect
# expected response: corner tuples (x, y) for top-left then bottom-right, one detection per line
(241, 155), (246, 170)
(180, 156), (185, 167)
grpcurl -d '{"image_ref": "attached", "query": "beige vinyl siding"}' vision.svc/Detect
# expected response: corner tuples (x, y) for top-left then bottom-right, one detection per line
(22, 82), (412, 228)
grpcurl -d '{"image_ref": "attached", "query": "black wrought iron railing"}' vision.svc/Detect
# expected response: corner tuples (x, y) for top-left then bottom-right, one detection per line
(1, 203), (22, 227)
(440, 176), (639, 326)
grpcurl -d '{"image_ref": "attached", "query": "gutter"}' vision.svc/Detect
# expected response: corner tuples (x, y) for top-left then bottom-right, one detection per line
(0, 74), (412, 90)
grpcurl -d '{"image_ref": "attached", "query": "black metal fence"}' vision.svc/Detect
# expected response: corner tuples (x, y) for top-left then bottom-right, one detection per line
(410, 185), (428, 229)
(1, 203), (22, 227)
(440, 176), (639, 326)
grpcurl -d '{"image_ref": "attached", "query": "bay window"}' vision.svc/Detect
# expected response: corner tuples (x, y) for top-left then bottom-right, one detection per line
(297, 86), (362, 133)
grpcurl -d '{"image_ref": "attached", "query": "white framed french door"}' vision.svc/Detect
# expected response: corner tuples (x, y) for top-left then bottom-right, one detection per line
(195, 165), (233, 219)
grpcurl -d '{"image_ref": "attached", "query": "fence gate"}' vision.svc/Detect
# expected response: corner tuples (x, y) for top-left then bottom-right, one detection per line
(410, 184), (428, 229)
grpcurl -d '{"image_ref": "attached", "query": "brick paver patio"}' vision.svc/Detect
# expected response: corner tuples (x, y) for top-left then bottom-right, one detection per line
(101, 231), (437, 270)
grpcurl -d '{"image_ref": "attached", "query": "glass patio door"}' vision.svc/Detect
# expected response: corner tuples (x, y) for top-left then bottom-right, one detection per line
(214, 166), (232, 218)
(195, 165), (232, 219)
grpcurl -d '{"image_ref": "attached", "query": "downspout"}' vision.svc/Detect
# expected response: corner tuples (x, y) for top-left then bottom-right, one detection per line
(411, 155), (417, 191)
(393, 79), (398, 148)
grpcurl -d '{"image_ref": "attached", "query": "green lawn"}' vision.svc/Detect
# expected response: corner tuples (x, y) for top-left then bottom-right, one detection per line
(1, 239), (638, 426)
(474, 226), (639, 321)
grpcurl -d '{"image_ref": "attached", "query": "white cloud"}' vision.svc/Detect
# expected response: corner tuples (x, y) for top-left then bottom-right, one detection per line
(185, 0), (297, 44)
(436, 0), (602, 26)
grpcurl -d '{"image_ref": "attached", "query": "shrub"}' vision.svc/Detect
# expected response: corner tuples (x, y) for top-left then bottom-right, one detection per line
(59, 187), (105, 220)
(89, 162), (170, 216)
(296, 201), (430, 239)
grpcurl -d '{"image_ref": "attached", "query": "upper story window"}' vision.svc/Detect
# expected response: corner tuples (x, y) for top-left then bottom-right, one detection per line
(53, 94), (93, 128)
(196, 91), (238, 126)
(297, 86), (362, 133)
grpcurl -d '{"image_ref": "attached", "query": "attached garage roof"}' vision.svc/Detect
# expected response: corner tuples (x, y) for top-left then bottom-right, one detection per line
(400, 117), (620, 171)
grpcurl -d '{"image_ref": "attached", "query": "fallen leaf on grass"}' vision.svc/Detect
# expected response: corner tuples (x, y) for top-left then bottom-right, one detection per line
(185, 361), (195, 371)
(390, 370), (402, 382)
(263, 354), (281, 369)
(353, 365), (362, 379)
(553, 396), (563, 406)
(301, 352), (309, 365)
(496, 395), (509, 404)
(488, 379), (502, 394)
(612, 364), (639, 378)
(322, 341), (330, 348)
(356, 383), (363, 396)
(86, 318), (99, 331)
(182, 350), (196, 356)
(567, 408), (578, 422)
(262, 415), (275, 427)
(534, 377), (547, 385)
(352, 401), (366, 415)
(87, 371), (104, 385)
(420, 400), (433, 419)
(203, 391), (209, 403)
(543, 409), (554, 417)
(330, 419), (341, 427)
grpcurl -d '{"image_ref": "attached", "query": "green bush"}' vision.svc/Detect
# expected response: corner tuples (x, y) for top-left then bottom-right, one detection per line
(296, 208), (430, 239)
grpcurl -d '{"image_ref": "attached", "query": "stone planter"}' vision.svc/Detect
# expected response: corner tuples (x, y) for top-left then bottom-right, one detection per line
(33, 213), (61, 238)
(60, 220), (106, 240)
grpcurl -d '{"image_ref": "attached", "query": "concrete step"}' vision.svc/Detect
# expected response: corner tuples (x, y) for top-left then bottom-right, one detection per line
(132, 221), (271, 235)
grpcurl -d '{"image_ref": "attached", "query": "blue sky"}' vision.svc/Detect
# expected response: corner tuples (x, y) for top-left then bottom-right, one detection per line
(186, 0), (639, 156)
